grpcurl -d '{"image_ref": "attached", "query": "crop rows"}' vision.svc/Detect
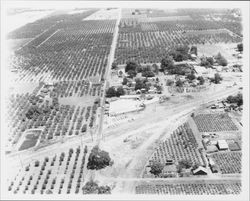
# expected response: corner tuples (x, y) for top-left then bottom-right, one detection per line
(119, 20), (222, 33)
(7, 146), (88, 194)
(193, 113), (239, 132)
(210, 152), (241, 174)
(149, 123), (204, 166)
(12, 21), (115, 82)
(115, 30), (241, 65)
(52, 81), (102, 98)
(7, 9), (98, 39)
(6, 91), (98, 148)
(135, 182), (241, 194)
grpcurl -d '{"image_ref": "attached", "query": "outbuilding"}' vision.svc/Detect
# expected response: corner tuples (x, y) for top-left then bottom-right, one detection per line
(192, 166), (208, 175)
(217, 140), (229, 150)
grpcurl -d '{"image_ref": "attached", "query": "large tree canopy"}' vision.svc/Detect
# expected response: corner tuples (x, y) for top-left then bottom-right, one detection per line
(125, 61), (138, 72)
(149, 161), (164, 177)
(215, 53), (228, 66)
(227, 93), (243, 106)
(161, 55), (174, 72)
(169, 45), (190, 62)
(87, 146), (112, 170)
(82, 181), (111, 194)
(106, 87), (125, 98)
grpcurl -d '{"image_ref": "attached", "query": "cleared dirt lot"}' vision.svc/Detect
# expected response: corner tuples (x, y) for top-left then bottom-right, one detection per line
(196, 43), (240, 62)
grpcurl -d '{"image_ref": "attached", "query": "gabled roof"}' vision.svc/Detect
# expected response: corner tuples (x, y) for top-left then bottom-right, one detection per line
(193, 166), (208, 175)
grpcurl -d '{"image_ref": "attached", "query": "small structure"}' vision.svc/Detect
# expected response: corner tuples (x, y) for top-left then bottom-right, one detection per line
(136, 89), (141, 94)
(206, 145), (218, 153)
(192, 166), (208, 175)
(45, 82), (54, 87)
(161, 165), (177, 177)
(190, 54), (197, 60)
(141, 88), (147, 93)
(228, 140), (241, 151)
(131, 81), (136, 88)
(165, 159), (174, 165)
(211, 165), (219, 173)
(217, 140), (229, 150)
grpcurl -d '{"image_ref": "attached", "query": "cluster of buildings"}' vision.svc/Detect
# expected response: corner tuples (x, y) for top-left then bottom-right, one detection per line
(209, 99), (242, 112)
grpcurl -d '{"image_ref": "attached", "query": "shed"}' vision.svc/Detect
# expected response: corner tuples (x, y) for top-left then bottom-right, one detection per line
(206, 145), (218, 153)
(210, 165), (219, 173)
(192, 166), (208, 175)
(217, 140), (229, 150)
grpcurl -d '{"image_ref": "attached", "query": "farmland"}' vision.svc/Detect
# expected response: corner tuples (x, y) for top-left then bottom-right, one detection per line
(135, 181), (241, 195)
(193, 112), (239, 132)
(148, 123), (204, 169)
(7, 146), (89, 194)
(209, 152), (241, 174)
(115, 8), (242, 65)
(4, 6), (245, 197)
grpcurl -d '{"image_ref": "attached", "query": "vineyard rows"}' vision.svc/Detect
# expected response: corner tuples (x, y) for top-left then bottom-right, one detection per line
(149, 123), (204, 167)
(115, 30), (240, 65)
(135, 182), (241, 194)
(193, 113), (239, 132)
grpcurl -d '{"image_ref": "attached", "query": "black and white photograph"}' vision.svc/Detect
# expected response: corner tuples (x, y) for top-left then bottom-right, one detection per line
(0, 1), (249, 200)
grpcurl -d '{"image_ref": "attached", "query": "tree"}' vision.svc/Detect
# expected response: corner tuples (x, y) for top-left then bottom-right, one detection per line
(106, 87), (117, 98)
(127, 70), (136, 78)
(207, 57), (214, 66)
(125, 61), (138, 72)
(111, 62), (118, 70)
(190, 46), (198, 56)
(87, 146), (112, 170)
(81, 124), (87, 133)
(227, 93), (243, 106)
(215, 53), (228, 66)
(214, 73), (223, 84)
(82, 181), (111, 194)
(152, 64), (159, 74)
(169, 45), (190, 61)
(166, 79), (174, 86)
(135, 79), (147, 90)
(149, 161), (164, 177)
(142, 70), (155, 77)
(178, 159), (192, 169)
(98, 185), (111, 194)
(237, 43), (243, 52)
(197, 76), (205, 85)
(122, 77), (128, 85)
(116, 86), (125, 97)
(200, 56), (213, 67)
(186, 73), (196, 81)
(155, 85), (163, 92)
(161, 55), (174, 72)
(25, 106), (42, 119)
(176, 79), (183, 87)
(82, 181), (99, 194)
